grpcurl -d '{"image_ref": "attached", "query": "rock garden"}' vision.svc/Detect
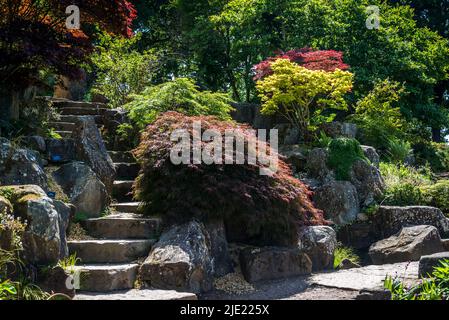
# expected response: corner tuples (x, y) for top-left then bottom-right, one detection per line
(1, 0), (449, 302)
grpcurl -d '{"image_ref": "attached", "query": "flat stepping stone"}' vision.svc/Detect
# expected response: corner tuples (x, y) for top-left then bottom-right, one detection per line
(85, 214), (161, 239)
(309, 262), (420, 291)
(111, 202), (141, 214)
(113, 180), (134, 202)
(68, 239), (154, 263)
(48, 121), (75, 131)
(60, 115), (103, 124)
(52, 101), (107, 109)
(72, 264), (138, 292)
(60, 107), (107, 116)
(114, 163), (140, 180)
(108, 151), (135, 163)
(74, 289), (197, 300)
(55, 130), (72, 138)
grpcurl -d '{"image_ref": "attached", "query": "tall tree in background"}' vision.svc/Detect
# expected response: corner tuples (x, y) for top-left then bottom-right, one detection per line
(0, 0), (137, 119)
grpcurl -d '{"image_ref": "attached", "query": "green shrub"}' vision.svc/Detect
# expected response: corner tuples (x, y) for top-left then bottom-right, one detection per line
(379, 162), (431, 206)
(382, 182), (425, 206)
(385, 259), (449, 300)
(90, 33), (158, 109)
(413, 141), (449, 173)
(386, 138), (412, 164)
(133, 112), (326, 246)
(350, 79), (407, 151)
(333, 245), (361, 269)
(124, 78), (234, 131)
(421, 180), (449, 215)
(327, 138), (367, 180)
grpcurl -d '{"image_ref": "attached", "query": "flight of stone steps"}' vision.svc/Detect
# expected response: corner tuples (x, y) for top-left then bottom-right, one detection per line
(47, 100), (197, 299)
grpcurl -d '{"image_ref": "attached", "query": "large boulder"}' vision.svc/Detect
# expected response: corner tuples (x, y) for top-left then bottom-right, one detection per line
(369, 225), (445, 265)
(361, 146), (380, 168)
(306, 148), (334, 183)
(239, 246), (312, 283)
(313, 181), (359, 225)
(139, 221), (214, 293)
(52, 162), (108, 218)
(204, 220), (233, 277)
(72, 116), (116, 193)
(419, 252), (449, 278)
(372, 206), (449, 239)
(279, 145), (309, 173)
(0, 138), (48, 191)
(297, 226), (337, 271)
(1, 185), (69, 264)
(321, 121), (357, 139)
(349, 159), (385, 207)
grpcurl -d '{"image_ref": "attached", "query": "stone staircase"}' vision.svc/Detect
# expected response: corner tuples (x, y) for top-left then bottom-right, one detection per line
(47, 100), (193, 299)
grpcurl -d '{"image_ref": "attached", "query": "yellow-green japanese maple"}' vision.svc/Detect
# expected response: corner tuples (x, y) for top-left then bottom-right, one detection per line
(256, 59), (353, 140)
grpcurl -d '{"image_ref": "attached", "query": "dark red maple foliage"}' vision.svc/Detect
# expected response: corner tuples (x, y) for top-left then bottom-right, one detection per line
(133, 111), (327, 246)
(253, 47), (350, 81)
(0, 0), (137, 91)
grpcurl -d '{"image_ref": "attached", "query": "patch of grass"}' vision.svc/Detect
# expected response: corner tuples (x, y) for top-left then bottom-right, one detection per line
(57, 254), (80, 274)
(333, 244), (361, 269)
(327, 138), (367, 181)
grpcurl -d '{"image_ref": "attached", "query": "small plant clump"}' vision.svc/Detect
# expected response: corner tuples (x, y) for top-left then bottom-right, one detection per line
(385, 259), (449, 300)
(333, 244), (361, 269)
(133, 112), (327, 246)
(327, 138), (367, 181)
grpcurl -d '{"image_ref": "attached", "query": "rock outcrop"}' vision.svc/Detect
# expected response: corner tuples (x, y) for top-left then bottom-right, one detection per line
(418, 252), (449, 278)
(239, 246), (312, 283)
(0, 138), (48, 191)
(313, 181), (359, 225)
(139, 221), (214, 293)
(297, 226), (337, 271)
(53, 162), (108, 217)
(72, 116), (116, 193)
(0, 185), (70, 264)
(369, 225), (445, 265)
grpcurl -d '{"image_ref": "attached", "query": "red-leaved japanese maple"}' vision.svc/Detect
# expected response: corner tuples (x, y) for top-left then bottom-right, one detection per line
(0, 0), (137, 91)
(133, 111), (327, 246)
(253, 47), (350, 81)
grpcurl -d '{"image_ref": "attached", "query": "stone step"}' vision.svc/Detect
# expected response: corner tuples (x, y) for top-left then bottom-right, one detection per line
(84, 213), (160, 239)
(72, 264), (138, 292)
(55, 130), (73, 138)
(113, 180), (134, 202)
(49, 121), (75, 132)
(108, 151), (135, 163)
(74, 289), (197, 300)
(111, 202), (141, 214)
(60, 107), (107, 116)
(68, 239), (154, 263)
(60, 115), (103, 125)
(52, 100), (107, 109)
(114, 162), (140, 180)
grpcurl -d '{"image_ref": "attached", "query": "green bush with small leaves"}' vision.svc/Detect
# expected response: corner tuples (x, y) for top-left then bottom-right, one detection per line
(421, 180), (449, 216)
(327, 138), (367, 181)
